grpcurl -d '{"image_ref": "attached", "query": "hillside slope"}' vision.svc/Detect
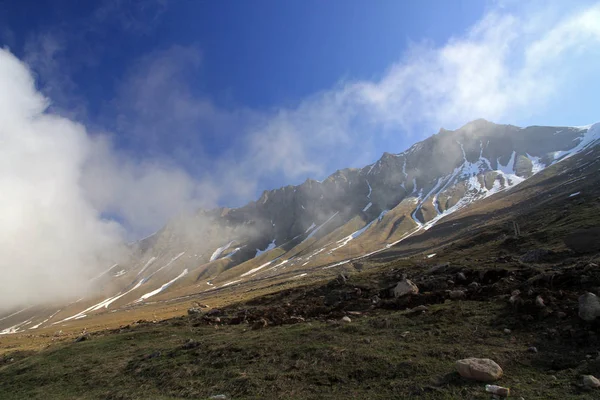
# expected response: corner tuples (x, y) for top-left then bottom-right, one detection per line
(1, 120), (598, 333)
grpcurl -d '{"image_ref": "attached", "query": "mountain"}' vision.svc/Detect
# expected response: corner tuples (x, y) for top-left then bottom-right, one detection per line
(1, 119), (599, 334)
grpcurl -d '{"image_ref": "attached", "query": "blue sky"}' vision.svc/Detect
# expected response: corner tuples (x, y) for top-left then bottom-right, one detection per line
(1, 0), (599, 234)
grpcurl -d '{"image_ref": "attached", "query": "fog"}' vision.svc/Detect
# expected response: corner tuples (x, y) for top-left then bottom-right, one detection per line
(1, 2), (599, 312)
(0, 50), (212, 310)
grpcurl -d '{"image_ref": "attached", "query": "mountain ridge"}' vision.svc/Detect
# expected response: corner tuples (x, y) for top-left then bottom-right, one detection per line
(1, 119), (598, 334)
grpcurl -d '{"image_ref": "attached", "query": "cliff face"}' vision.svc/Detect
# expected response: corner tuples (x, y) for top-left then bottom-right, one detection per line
(127, 120), (595, 285)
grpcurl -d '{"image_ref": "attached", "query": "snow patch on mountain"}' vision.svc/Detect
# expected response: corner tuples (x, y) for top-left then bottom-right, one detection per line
(210, 241), (235, 261)
(303, 211), (339, 242)
(256, 239), (276, 257)
(137, 269), (188, 302)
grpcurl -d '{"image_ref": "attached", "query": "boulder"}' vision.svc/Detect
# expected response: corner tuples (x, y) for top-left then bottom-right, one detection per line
(520, 249), (552, 263)
(251, 318), (268, 330)
(583, 375), (600, 389)
(449, 290), (466, 300)
(456, 358), (503, 382)
(341, 316), (351, 323)
(393, 279), (419, 298)
(579, 292), (600, 321)
(74, 335), (89, 343)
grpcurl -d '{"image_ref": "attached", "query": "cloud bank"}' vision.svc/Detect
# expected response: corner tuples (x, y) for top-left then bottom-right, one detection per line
(1, 2), (600, 311)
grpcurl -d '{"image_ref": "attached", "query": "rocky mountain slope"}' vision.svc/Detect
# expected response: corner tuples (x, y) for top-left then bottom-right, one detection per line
(1, 119), (598, 333)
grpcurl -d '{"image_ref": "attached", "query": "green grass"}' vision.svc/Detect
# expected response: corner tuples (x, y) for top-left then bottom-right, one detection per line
(1, 299), (598, 399)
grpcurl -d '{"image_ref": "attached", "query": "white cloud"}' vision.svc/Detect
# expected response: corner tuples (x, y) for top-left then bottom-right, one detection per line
(0, 49), (214, 311)
(1, 2), (599, 311)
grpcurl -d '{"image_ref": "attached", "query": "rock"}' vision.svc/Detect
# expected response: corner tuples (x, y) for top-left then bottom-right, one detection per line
(412, 305), (428, 312)
(456, 272), (467, 281)
(187, 307), (202, 315)
(74, 335), (89, 343)
(485, 384), (510, 397)
(181, 339), (199, 350)
(251, 318), (268, 330)
(341, 316), (351, 323)
(503, 328), (511, 334)
(209, 395), (228, 400)
(579, 292), (600, 321)
(144, 351), (161, 360)
(468, 282), (480, 289)
(535, 295), (545, 308)
(449, 290), (466, 300)
(557, 311), (567, 319)
(456, 358), (503, 382)
(207, 308), (222, 316)
(393, 279), (419, 298)
(582, 375), (600, 389)
(520, 249), (552, 263)
(509, 293), (524, 307)
(527, 346), (538, 353)
(427, 263), (449, 274)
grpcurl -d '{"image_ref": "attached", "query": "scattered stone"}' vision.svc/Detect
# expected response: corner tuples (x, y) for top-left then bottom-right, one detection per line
(181, 339), (199, 350)
(207, 309), (222, 316)
(412, 305), (428, 312)
(449, 290), (466, 300)
(509, 291), (524, 307)
(579, 292), (600, 321)
(251, 318), (268, 330)
(187, 307), (202, 315)
(209, 395), (228, 400)
(74, 335), (89, 343)
(557, 311), (567, 319)
(503, 328), (511, 334)
(341, 316), (352, 323)
(520, 249), (552, 263)
(400, 331), (410, 338)
(426, 263), (449, 274)
(456, 272), (467, 281)
(485, 384), (510, 397)
(535, 295), (545, 308)
(144, 351), (161, 360)
(363, 338), (372, 344)
(468, 282), (480, 289)
(393, 279), (419, 298)
(456, 358), (503, 382)
(447, 280), (455, 286)
(582, 375), (600, 389)
(527, 346), (538, 353)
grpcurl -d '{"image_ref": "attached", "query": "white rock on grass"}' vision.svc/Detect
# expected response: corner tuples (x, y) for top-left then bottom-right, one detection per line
(579, 292), (600, 321)
(393, 279), (419, 298)
(583, 375), (600, 389)
(456, 358), (503, 382)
